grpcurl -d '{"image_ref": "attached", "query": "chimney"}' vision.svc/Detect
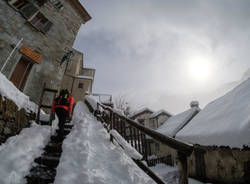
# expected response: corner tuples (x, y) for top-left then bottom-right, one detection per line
(190, 101), (199, 108)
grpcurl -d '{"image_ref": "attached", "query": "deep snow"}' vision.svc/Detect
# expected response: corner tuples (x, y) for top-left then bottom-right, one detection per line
(150, 164), (212, 184)
(54, 102), (156, 184)
(177, 77), (250, 148)
(0, 120), (58, 184)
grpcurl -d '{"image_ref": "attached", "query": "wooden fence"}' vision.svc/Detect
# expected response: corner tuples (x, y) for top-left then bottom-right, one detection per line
(86, 100), (194, 184)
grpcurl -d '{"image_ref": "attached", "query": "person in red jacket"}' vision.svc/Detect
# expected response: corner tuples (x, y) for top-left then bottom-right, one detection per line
(51, 89), (74, 141)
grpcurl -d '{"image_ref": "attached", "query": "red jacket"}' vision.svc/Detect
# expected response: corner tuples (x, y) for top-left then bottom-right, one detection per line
(52, 94), (74, 116)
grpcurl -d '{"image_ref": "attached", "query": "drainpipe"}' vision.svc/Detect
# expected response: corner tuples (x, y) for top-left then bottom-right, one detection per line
(1, 38), (23, 73)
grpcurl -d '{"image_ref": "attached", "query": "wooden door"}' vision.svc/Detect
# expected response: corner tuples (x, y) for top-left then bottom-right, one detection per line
(10, 56), (33, 91)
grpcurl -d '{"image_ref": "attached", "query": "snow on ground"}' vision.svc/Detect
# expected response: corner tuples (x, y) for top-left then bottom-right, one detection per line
(0, 120), (58, 184)
(85, 95), (98, 110)
(54, 101), (156, 184)
(0, 72), (37, 112)
(150, 164), (212, 184)
(176, 77), (250, 148)
(156, 107), (199, 137)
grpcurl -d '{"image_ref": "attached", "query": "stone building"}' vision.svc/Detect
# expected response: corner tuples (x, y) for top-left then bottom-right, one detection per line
(0, 0), (91, 104)
(145, 109), (172, 130)
(129, 107), (154, 125)
(60, 48), (95, 102)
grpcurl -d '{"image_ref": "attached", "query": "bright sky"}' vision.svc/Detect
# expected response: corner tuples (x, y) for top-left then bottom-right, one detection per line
(74, 0), (250, 113)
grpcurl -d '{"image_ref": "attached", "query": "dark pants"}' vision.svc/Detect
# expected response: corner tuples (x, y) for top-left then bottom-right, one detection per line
(55, 108), (68, 141)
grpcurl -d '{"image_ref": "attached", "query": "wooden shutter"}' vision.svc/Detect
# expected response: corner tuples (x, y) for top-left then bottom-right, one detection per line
(40, 21), (53, 33)
(19, 3), (38, 19)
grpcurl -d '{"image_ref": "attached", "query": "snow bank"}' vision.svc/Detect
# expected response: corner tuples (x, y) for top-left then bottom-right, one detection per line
(177, 78), (250, 148)
(0, 120), (58, 184)
(85, 95), (98, 110)
(150, 164), (211, 184)
(110, 129), (143, 160)
(157, 108), (199, 137)
(54, 102), (156, 184)
(0, 72), (37, 112)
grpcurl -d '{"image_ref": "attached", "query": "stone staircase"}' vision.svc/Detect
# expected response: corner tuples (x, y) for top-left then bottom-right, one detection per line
(25, 121), (73, 184)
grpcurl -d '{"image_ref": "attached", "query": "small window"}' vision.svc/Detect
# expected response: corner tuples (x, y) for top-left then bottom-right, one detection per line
(19, 3), (39, 19)
(78, 83), (83, 89)
(29, 12), (53, 33)
(35, 0), (48, 6)
(50, 0), (64, 10)
(11, 0), (29, 10)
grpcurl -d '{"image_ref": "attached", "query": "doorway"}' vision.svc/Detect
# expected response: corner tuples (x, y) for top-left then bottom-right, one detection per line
(10, 56), (33, 91)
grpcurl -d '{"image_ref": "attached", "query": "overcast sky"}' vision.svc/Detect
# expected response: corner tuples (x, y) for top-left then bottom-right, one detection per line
(74, 0), (250, 113)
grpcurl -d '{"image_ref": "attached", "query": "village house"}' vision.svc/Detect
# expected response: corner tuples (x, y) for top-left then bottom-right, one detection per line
(129, 107), (173, 157)
(154, 101), (200, 165)
(145, 109), (172, 130)
(0, 0), (91, 104)
(60, 48), (95, 102)
(129, 107), (154, 125)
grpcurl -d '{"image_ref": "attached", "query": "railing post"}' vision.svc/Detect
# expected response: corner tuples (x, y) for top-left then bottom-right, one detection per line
(129, 126), (134, 146)
(178, 151), (188, 184)
(110, 111), (114, 142)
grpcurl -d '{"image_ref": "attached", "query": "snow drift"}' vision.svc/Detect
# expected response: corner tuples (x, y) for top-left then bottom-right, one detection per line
(176, 77), (250, 148)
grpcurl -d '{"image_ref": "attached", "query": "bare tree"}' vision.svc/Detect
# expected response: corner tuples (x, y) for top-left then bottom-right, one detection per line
(114, 94), (131, 117)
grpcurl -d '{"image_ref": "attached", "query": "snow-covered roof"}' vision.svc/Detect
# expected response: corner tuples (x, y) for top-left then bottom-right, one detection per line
(176, 77), (250, 148)
(149, 109), (172, 119)
(156, 107), (200, 138)
(129, 107), (154, 119)
(76, 75), (94, 80)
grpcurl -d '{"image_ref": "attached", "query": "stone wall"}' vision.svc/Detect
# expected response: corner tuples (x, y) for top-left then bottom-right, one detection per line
(156, 142), (250, 183)
(188, 146), (250, 184)
(0, 95), (28, 144)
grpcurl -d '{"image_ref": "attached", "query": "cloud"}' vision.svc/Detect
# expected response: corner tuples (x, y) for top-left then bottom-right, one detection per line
(75, 0), (250, 113)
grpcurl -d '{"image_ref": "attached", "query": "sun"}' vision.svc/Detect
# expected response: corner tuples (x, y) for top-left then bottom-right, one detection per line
(187, 58), (212, 82)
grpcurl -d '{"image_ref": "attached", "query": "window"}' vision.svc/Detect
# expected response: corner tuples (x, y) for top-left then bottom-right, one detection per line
(11, 0), (29, 10)
(78, 83), (83, 89)
(50, 0), (64, 10)
(29, 12), (53, 33)
(8, 0), (53, 34)
(35, 0), (48, 7)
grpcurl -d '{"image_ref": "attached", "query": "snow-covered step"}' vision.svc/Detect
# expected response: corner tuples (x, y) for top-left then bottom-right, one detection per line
(26, 120), (74, 184)
(44, 144), (62, 153)
(64, 124), (73, 129)
(34, 156), (60, 168)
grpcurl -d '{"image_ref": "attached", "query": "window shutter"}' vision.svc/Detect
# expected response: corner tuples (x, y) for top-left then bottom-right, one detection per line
(40, 21), (53, 33)
(19, 3), (38, 19)
(54, 1), (63, 9)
